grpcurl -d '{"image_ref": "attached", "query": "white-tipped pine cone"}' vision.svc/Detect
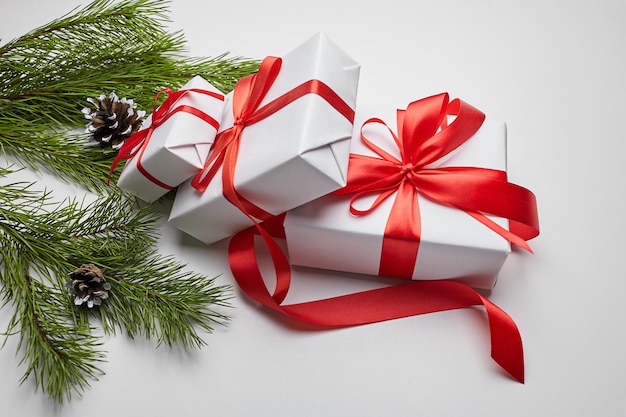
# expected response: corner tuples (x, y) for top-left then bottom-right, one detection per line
(82, 92), (146, 149)
(66, 264), (111, 308)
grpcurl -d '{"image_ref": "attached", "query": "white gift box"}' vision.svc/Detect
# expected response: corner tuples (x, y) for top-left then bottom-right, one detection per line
(283, 104), (511, 290)
(116, 76), (225, 202)
(168, 33), (360, 244)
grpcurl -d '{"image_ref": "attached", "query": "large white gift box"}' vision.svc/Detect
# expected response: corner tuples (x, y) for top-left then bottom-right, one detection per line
(116, 76), (225, 202)
(168, 32), (360, 244)
(284, 103), (512, 290)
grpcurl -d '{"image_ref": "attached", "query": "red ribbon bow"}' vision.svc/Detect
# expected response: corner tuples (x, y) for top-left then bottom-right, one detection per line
(228, 93), (539, 384)
(109, 87), (224, 189)
(334, 93), (539, 278)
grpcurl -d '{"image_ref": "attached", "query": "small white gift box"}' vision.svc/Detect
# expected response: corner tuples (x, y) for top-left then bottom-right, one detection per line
(116, 76), (225, 202)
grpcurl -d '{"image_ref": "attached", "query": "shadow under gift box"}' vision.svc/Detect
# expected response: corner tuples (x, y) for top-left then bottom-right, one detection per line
(284, 105), (511, 290)
(168, 33), (360, 245)
(116, 76), (224, 203)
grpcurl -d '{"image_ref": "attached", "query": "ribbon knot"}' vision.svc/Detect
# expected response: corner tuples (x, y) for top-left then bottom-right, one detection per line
(400, 162), (416, 176)
(229, 117), (246, 138)
(399, 162), (420, 189)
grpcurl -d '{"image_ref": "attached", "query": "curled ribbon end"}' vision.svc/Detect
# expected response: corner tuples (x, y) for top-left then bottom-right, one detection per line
(481, 292), (525, 384)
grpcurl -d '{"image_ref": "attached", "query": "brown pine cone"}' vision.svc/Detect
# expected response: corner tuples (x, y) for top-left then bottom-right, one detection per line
(82, 92), (146, 149)
(66, 264), (111, 308)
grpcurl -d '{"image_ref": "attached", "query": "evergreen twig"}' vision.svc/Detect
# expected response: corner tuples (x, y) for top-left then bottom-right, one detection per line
(0, 173), (231, 403)
(0, 0), (248, 403)
(0, 0), (259, 192)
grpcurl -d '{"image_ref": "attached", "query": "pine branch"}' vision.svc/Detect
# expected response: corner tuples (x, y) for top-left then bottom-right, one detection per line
(0, 127), (116, 193)
(0, 172), (231, 403)
(0, 0), (259, 192)
(0, 0), (249, 403)
(98, 255), (230, 348)
(0, 177), (105, 403)
(9, 267), (105, 404)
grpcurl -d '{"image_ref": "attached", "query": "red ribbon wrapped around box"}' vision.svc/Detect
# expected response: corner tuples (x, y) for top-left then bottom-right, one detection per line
(110, 77), (224, 201)
(227, 92), (539, 384)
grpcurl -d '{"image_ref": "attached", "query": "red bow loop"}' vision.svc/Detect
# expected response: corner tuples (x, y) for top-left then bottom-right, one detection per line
(400, 94), (486, 167)
(334, 118), (405, 215)
(150, 88), (177, 126)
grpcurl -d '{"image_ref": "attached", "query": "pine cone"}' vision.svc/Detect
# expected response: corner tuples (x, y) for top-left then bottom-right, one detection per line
(82, 92), (146, 149)
(66, 264), (111, 308)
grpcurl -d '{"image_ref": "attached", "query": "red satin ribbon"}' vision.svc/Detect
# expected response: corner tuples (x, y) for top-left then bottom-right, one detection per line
(334, 93), (540, 278)
(229, 215), (526, 383)
(109, 87), (224, 188)
(228, 95), (538, 383)
(190, 56), (355, 221)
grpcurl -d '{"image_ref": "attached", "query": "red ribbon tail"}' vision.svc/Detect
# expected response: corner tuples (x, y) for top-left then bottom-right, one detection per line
(479, 293), (525, 383)
(228, 224), (525, 383)
(467, 211), (534, 253)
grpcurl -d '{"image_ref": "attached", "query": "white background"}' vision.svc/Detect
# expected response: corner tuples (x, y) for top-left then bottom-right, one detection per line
(1, 0), (625, 415)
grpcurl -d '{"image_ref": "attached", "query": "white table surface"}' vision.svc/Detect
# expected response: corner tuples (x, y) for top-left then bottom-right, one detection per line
(1, 0), (625, 416)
